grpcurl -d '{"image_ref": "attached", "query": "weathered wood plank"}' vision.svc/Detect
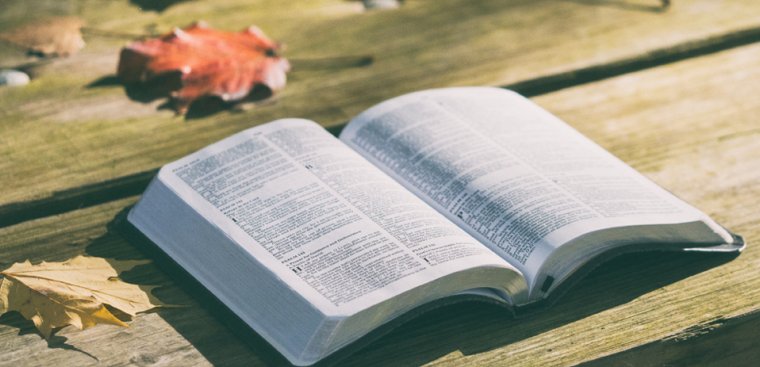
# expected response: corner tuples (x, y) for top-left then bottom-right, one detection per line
(3, 0), (760, 221)
(2, 40), (760, 366)
(579, 311), (760, 367)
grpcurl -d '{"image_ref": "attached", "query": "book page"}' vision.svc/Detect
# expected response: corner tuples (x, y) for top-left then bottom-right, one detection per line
(340, 87), (731, 287)
(158, 118), (522, 313)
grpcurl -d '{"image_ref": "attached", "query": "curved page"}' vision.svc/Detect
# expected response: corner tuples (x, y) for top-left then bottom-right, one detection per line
(340, 87), (734, 291)
(155, 118), (524, 314)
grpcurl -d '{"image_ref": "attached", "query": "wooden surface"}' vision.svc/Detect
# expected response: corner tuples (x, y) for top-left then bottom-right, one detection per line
(2, 0), (760, 366)
(4, 0), (760, 222)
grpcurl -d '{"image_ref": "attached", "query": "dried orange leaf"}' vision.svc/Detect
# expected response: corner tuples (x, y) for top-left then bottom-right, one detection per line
(0, 256), (162, 338)
(0, 17), (85, 57)
(117, 21), (290, 114)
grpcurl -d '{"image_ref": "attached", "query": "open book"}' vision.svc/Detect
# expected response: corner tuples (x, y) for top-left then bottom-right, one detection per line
(128, 87), (744, 366)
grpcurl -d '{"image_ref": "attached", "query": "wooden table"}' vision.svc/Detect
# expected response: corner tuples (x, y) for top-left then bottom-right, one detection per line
(2, 0), (759, 365)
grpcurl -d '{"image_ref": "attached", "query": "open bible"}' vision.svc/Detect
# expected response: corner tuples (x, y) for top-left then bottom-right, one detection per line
(128, 87), (744, 366)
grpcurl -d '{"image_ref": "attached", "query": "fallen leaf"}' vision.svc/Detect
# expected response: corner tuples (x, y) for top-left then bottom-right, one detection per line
(0, 17), (86, 57)
(0, 256), (162, 338)
(117, 21), (290, 114)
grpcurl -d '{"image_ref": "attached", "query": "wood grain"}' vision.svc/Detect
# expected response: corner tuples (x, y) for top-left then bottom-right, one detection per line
(3, 0), (760, 219)
(1, 39), (760, 366)
(580, 311), (760, 367)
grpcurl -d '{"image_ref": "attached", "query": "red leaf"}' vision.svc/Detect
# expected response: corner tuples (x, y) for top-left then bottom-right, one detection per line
(117, 22), (290, 114)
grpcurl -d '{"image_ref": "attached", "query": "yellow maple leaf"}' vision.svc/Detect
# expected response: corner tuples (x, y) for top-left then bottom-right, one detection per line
(0, 255), (162, 338)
